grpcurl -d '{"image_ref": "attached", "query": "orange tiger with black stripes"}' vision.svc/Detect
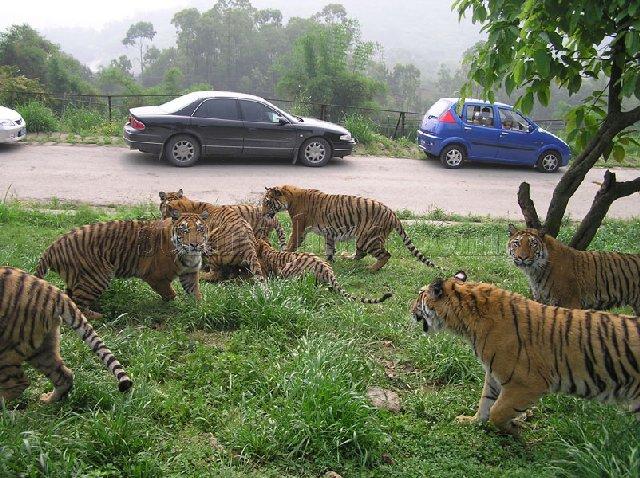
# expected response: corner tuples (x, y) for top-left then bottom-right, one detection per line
(412, 271), (640, 435)
(35, 210), (210, 319)
(159, 189), (287, 249)
(507, 224), (640, 314)
(262, 185), (438, 272)
(255, 239), (392, 304)
(0, 267), (132, 405)
(158, 191), (264, 282)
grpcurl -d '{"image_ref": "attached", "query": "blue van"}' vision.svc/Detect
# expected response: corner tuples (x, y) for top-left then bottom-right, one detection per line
(417, 98), (570, 172)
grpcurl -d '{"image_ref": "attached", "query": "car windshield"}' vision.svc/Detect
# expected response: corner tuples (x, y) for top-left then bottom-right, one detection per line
(159, 93), (204, 114)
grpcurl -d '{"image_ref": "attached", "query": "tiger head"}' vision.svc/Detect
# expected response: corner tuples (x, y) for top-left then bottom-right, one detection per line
(168, 209), (210, 255)
(507, 224), (548, 269)
(411, 271), (468, 334)
(262, 186), (289, 217)
(159, 189), (184, 218)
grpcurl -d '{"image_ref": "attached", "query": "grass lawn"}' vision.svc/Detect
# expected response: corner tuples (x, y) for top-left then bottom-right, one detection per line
(1, 201), (639, 477)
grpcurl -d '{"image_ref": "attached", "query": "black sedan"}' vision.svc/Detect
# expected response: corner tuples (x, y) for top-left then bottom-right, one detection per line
(123, 91), (356, 167)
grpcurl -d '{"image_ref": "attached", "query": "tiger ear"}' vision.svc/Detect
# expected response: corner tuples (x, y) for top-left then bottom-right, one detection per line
(178, 188), (183, 197)
(159, 191), (166, 201)
(454, 270), (467, 282)
(199, 210), (209, 221)
(428, 279), (444, 300)
(169, 209), (181, 221)
(508, 224), (518, 236)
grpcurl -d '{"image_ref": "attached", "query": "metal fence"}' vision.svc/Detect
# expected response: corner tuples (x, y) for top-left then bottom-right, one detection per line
(2, 90), (565, 138)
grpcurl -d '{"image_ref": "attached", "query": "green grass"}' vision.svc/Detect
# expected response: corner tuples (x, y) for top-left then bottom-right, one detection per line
(1, 201), (639, 476)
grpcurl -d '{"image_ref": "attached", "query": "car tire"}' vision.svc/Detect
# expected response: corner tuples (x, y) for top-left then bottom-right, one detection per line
(439, 144), (465, 169)
(536, 151), (560, 173)
(299, 137), (332, 167)
(165, 134), (201, 167)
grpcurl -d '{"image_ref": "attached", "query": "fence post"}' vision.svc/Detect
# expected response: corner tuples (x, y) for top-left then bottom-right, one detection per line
(320, 104), (327, 121)
(107, 96), (112, 123)
(400, 112), (406, 138)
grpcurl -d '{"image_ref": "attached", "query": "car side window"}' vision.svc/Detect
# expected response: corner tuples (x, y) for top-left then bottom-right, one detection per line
(193, 98), (239, 120)
(240, 101), (281, 123)
(465, 105), (495, 128)
(499, 108), (530, 132)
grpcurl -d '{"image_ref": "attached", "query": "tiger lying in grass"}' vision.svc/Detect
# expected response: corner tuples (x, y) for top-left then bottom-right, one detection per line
(262, 185), (439, 272)
(507, 224), (640, 314)
(255, 239), (392, 304)
(159, 189), (287, 249)
(412, 271), (640, 436)
(0, 267), (132, 405)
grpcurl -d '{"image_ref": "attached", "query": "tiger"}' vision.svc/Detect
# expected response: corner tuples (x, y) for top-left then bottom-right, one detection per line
(158, 192), (264, 282)
(261, 185), (439, 272)
(0, 267), (132, 405)
(159, 189), (287, 250)
(254, 239), (392, 304)
(35, 210), (210, 319)
(507, 224), (640, 314)
(411, 271), (640, 436)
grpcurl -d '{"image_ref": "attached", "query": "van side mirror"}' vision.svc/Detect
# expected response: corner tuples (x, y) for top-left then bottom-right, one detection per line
(278, 117), (288, 126)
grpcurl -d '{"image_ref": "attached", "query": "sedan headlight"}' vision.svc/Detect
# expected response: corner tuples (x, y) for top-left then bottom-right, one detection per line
(340, 133), (353, 141)
(0, 119), (16, 127)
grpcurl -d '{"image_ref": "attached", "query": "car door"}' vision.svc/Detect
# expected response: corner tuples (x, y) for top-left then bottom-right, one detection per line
(239, 100), (297, 157)
(495, 108), (540, 164)
(461, 104), (500, 161)
(190, 98), (244, 156)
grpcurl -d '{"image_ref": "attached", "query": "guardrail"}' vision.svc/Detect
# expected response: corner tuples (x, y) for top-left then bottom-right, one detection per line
(1, 90), (566, 138)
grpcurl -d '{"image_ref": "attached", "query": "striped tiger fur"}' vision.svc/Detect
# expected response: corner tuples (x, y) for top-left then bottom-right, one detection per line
(35, 210), (210, 319)
(507, 225), (640, 314)
(158, 193), (264, 282)
(262, 185), (439, 272)
(159, 189), (287, 250)
(255, 239), (392, 304)
(412, 271), (640, 436)
(0, 267), (132, 404)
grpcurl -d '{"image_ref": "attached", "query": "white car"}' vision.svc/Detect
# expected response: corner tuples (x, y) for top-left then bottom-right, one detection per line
(0, 106), (27, 143)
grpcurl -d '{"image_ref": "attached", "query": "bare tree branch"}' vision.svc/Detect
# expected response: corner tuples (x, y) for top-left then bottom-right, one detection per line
(517, 182), (542, 229)
(569, 170), (640, 250)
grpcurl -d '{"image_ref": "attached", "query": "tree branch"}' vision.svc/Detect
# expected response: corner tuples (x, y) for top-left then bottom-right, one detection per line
(569, 170), (640, 250)
(517, 182), (542, 229)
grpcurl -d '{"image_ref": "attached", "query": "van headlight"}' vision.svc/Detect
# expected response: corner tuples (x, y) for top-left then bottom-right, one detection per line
(340, 133), (353, 141)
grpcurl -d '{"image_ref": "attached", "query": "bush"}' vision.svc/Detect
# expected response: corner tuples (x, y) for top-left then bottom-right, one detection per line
(60, 106), (107, 134)
(15, 101), (58, 133)
(343, 114), (377, 144)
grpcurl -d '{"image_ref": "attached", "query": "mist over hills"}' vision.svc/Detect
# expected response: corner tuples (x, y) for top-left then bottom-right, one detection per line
(39, 0), (483, 78)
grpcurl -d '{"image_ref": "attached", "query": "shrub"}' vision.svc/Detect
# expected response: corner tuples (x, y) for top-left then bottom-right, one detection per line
(343, 114), (377, 144)
(60, 106), (106, 134)
(15, 101), (58, 133)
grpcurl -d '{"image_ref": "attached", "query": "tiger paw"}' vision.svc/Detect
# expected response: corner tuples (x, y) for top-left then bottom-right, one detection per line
(455, 415), (478, 425)
(39, 391), (56, 404)
(83, 309), (104, 321)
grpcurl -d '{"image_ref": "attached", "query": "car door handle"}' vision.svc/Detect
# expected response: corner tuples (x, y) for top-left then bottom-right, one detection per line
(463, 126), (471, 130)
(247, 127), (257, 132)
(500, 132), (509, 136)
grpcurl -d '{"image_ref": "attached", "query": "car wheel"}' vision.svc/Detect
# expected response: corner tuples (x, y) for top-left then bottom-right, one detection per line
(165, 135), (201, 167)
(299, 137), (332, 167)
(536, 151), (560, 173)
(439, 144), (465, 169)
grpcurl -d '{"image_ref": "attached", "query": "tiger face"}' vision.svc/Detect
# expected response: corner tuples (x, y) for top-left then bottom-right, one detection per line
(169, 209), (209, 254)
(411, 271), (468, 334)
(159, 189), (184, 218)
(262, 187), (287, 217)
(507, 224), (548, 268)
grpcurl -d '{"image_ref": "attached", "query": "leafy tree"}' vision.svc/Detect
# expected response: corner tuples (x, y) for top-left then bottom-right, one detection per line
(122, 21), (156, 75)
(162, 67), (184, 95)
(110, 55), (133, 75)
(454, 0), (640, 249)
(0, 65), (45, 105)
(389, 64), (421, 111)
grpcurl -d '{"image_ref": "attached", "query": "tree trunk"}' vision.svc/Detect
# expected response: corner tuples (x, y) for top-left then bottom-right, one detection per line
(517, 182), (541, 229)
(569, 170), (640, 250)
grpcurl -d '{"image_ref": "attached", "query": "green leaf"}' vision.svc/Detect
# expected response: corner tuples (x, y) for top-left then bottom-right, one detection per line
(622, 71), (637, 98)
(505, 74), (516, 96)
(513, 60), (525, 84)
(533, 49), (550, 77)
(612, 144), (626, 162)
(537, 85), (550, 106)
(521, 90), (534, 114)
(636, 74), (640, 101)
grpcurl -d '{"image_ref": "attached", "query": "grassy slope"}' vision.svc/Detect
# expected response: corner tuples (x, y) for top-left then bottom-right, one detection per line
(0, 202), (639, 477)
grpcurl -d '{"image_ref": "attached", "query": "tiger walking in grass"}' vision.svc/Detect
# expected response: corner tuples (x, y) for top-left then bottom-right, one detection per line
(412, 271), (640, 436)
(255, 239), (392, 304)
(0, 267), (132, 405)
(261, 185), (439, 272)
(507, 224), (640, 314)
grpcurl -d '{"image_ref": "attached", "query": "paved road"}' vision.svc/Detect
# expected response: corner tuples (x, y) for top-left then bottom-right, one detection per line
(1, 143), (638, 219)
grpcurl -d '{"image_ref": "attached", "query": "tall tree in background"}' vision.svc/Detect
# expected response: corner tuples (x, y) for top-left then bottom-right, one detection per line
(122, 21), (156, 75)
(454, 0), (640, 249)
